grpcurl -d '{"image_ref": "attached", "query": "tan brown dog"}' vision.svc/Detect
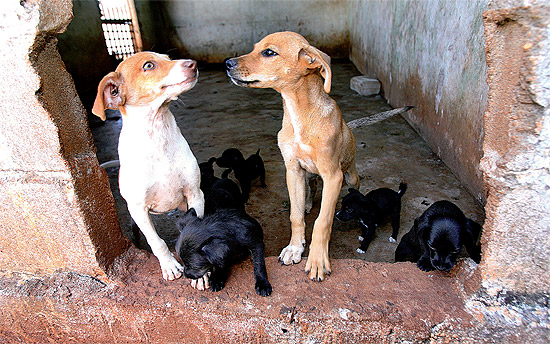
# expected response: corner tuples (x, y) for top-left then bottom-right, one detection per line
(225, 31), (360, 281)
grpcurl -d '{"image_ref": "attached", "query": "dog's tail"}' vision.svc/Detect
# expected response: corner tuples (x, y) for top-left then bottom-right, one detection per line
(255, 149), (261, 156)
(398, 182), (407, 197)
(346, 106), (413, 130)
(100, 159), (120, 169)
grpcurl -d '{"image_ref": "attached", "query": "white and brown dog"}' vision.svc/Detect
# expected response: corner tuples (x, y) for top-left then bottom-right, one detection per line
(93, 52), (206, 286)
(225, 32), (361, 281)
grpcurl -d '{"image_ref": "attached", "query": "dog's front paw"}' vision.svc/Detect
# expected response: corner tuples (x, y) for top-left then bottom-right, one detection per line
(190, 273), (210, 291)
(279, 244), (304, 265)
(209, 277), (225, 292)
(160, 255), (184, 281)
(356, 248), (366, 254)
(358, 235), (364, 242)
(255, 280), (272, 297)
(305, 246), (331, 282)
(388, 236), (397, 243)
(417, 257), (434, 272)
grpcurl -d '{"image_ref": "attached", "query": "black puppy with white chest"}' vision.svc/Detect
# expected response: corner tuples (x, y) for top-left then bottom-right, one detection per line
(175, 208), (272, 296)
(395, 200), (482, 272)
(336, 183), (407, 254)
(215, 148), (267, 202)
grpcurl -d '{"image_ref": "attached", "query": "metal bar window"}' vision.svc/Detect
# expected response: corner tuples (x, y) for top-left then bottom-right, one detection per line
(97, 0), (141, 60)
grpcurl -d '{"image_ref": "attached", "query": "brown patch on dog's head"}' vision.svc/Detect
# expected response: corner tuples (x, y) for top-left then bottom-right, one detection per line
(226, 31), (332, 93)
(92, 52), (198, 120)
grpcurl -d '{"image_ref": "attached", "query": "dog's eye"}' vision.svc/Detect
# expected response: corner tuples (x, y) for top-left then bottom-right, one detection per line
(142, 61), (156, 71)
(261, 49), (278, 57)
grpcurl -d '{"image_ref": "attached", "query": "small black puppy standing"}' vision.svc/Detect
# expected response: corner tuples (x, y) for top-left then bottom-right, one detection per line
(198, 157), (219, 190)
(336, 183), (407, 254)
(199, 157), (244, 215)
(395, 200), (482, 272)
(216, 148), (267, 202)
(175, 208), (272, 296)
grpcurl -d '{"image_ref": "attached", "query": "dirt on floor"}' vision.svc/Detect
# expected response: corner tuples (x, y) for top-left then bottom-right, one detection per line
(90, 59), (485, 264)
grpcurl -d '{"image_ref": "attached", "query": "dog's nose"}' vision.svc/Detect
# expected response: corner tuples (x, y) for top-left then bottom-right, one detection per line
(182, 59), (197, 70)
(225, 57), (237, 70)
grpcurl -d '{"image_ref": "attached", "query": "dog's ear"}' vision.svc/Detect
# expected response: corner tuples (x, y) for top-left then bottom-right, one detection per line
(92, 71), (125, 121)
(299, 46), (332, 94)
(201, 238), (230, 268)
(186, 208), (198, 218)
(348, 188), (361, 195)
(207, 157), (217, 165)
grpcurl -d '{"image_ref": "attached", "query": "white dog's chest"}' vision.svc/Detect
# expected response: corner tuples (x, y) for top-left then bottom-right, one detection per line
(117, 110), (199, 212)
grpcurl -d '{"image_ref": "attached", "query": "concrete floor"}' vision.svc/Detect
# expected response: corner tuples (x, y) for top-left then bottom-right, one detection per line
(91, 60), (485, 263)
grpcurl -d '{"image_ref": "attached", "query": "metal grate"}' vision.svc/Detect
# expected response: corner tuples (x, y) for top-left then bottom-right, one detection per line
(97, 0), (138, 60)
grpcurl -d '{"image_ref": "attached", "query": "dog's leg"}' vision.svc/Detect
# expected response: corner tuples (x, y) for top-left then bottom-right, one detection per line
(344, 159), (360, 189)
(127, 205), (183, 280)
(389, 209), (401, 243)
(279, 165), (307, 265)
(305, 170), (343, 281)
(305, 173), (317, 214)
(241, 178), (252, 202)
(260, 166), (267, 188)
(357, 224), (375, 254)
(250, 243), (272, 296)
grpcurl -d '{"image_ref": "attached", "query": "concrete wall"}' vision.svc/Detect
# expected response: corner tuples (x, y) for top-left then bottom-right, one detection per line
(349, 0), (489, 204)
(138, 0), (350, 62)
(480, 0), (549, 294)
(0, 0), (128, 278)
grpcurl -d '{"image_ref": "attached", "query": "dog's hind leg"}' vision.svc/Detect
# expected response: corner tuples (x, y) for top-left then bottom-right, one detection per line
(279, 165), (307, 265)
(344, 160), (360, 189)
(305, 173), (318, 214)
(127, 205), (183, 281)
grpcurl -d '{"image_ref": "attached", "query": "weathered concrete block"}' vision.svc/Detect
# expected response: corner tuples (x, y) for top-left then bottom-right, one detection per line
(350, 76), (381, 96)
(0, 0), (129, 279)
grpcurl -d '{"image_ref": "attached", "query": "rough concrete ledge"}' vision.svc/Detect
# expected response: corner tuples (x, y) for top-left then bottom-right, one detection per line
(0, 247), (470, 343)
(0, 249), (546, 343)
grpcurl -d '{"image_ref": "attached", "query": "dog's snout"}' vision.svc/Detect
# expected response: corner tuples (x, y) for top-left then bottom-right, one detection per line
(225, 57), (237, 70)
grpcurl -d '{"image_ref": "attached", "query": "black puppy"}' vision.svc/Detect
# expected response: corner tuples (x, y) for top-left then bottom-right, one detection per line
(175, 208), (272, 296)
(199, 157), (244, 214)
(395, 200), (482, 272)
(215, 148), (267, 202)
(336, 183), (407, 254)
(199, 157), (219, 190)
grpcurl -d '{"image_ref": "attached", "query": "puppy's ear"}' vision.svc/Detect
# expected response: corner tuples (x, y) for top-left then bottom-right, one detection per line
(463, 219), (482, 263)
(299, 46), (332, 94)
(348, 188), (361, 195)
(201, 238), (230, 268)
(92, 71), (125, 121)
(187, 208), (198, 218)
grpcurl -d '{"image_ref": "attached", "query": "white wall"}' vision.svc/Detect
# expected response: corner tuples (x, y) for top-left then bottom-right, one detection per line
(145, 0), (350, 62)
(349, 0), (490, 203)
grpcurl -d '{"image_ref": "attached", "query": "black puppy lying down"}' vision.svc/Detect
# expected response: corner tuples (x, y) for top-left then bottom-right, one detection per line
(395, 200), (482, 271)
(175, 208), (272, 296)
(336, 183), (407, 254)
(216, 148), (267, 202)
